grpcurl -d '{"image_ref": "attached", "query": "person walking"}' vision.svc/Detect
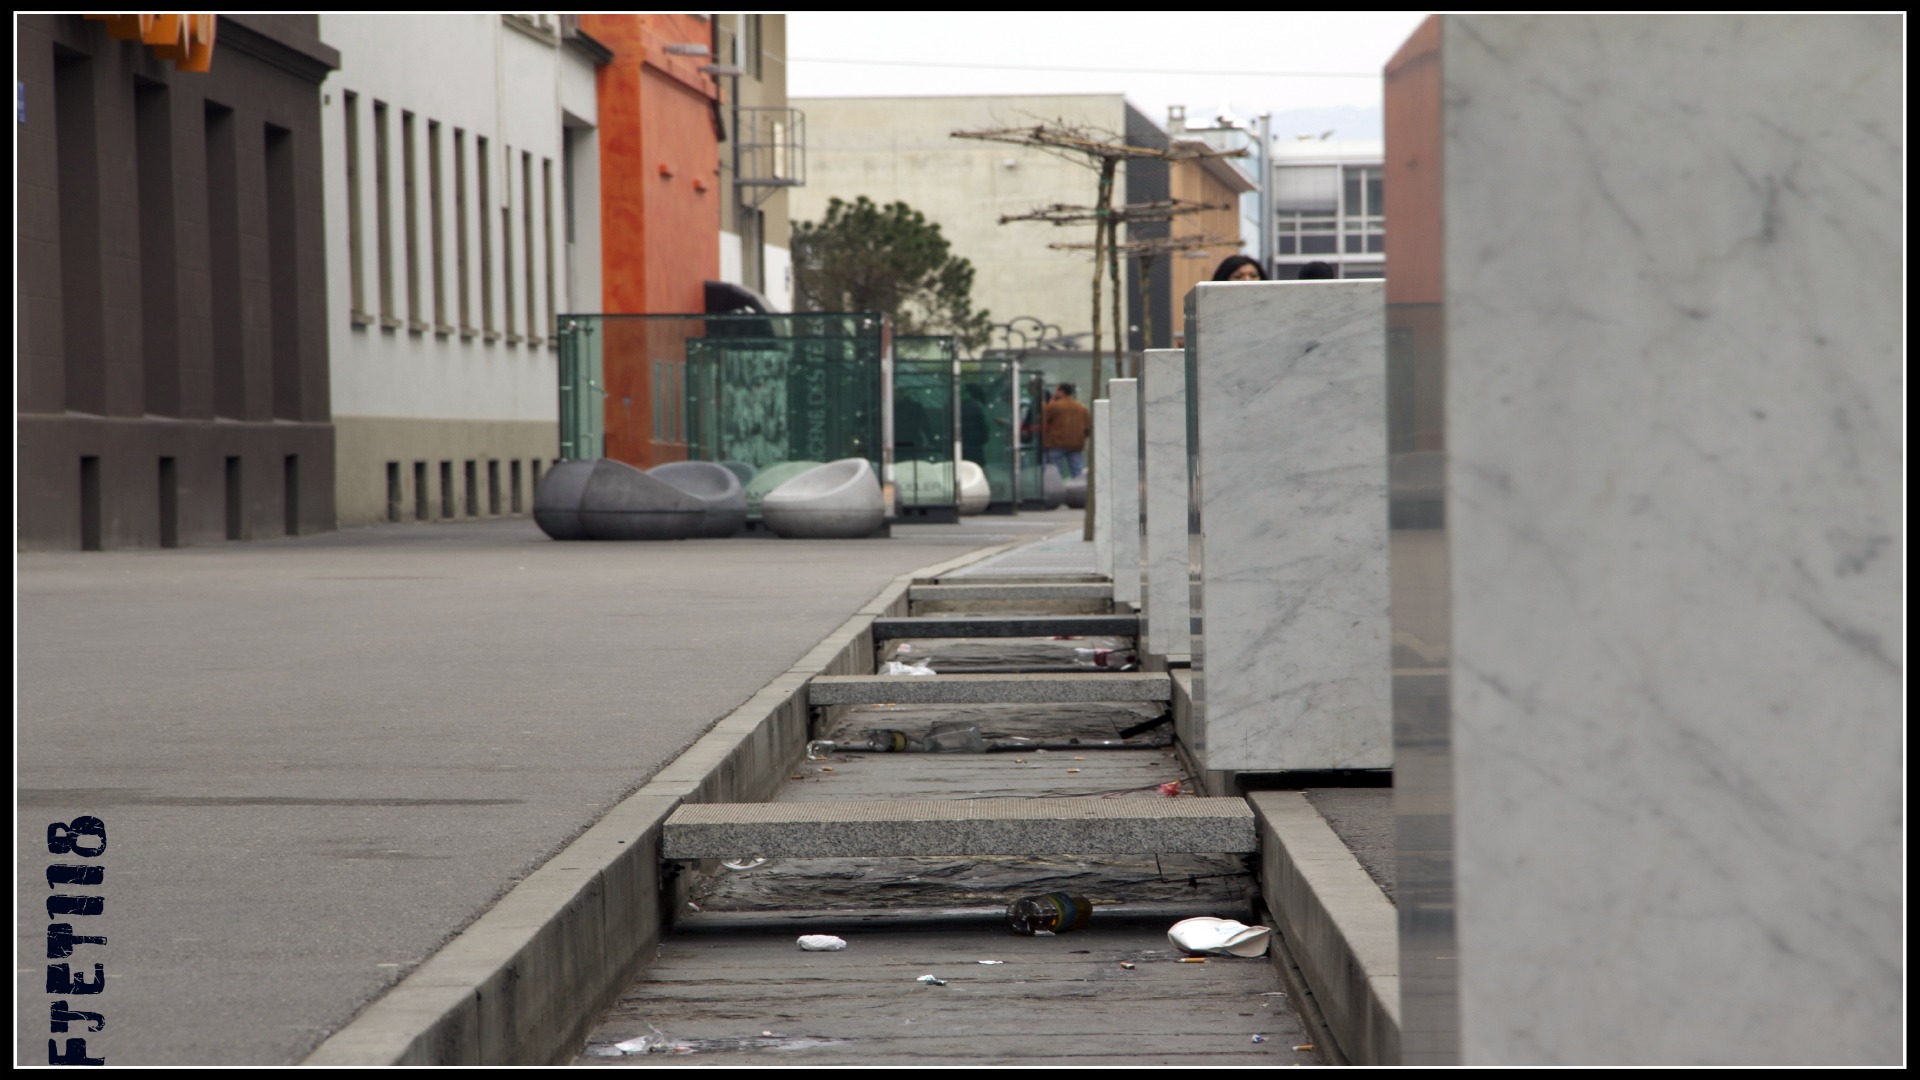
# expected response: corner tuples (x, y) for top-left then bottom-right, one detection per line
(1041, 383), (1091, 480)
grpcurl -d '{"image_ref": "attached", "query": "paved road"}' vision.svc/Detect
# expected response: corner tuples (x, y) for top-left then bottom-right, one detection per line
(16, 515), (1066, 1065)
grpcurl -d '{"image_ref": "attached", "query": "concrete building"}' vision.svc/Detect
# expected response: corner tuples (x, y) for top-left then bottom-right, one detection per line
(317, 13), (606, 529)
(1270, 137), (1384, 281)
(790, 93), (1171, 353)
(714, 13), (798, 313)
(17, 15), (340, 551)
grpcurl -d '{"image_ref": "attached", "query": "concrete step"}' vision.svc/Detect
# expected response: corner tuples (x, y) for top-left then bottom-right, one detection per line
(810, 672), (1170, 705)
(662, 796), (1256, 858)
(871, 614), (1138, 640)
(907, 582), (1113, 602)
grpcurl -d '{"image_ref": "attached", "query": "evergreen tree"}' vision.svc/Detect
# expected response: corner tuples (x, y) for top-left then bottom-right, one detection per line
(792, 196), (992, 351)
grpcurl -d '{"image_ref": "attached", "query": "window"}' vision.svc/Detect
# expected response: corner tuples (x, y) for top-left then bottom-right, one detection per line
(373, 100), (396, 328)
(543, 157), (555, 342)
(344, 92), (367, 323)
(402, 110), (422, 332)
(429, 121), (448, 334)
(523, 151), (537, 345)
(477, 135), (495, 341)
(455, 129), (472, 337)
(503, 144), (518, 344)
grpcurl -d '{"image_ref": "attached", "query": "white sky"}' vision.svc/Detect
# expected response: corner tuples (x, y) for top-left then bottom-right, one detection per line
(786, 12), (1431, 137)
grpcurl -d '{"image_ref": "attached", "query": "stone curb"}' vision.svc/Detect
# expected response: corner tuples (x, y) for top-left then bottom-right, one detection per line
(300, 533), (1033, 1065)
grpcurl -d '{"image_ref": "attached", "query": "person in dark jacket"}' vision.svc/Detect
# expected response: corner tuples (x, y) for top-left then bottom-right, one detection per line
(1041, 383), (1090, 479)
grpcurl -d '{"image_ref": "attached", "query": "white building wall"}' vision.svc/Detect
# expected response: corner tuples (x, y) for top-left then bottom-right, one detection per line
(319, 13), (600, 525)
(790, 95), (1131, 344)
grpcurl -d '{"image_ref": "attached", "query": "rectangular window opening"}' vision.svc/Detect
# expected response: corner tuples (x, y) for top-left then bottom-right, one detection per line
(511, 459), (524, 513)
(402, 110), (422, 331)
(464, 460), (479, 516)
(205, 101), (243, 418)
(542, 157), (555, 340)
(136, 79), (179, 418)
(487, 459), (501, 515)
(386, 461), (403, 522)
(265, 123), (301, 419)
(429, 120), (446, 333)
(284, 454), (301, 537)
(440, 460), (455, 518)
(523, 151), (537, 345)
(56, 52), (105, 415)
(345, 92), (366, 321)
(477, 135), (493, 339)
(373, 100), (395, 327)
(455, 128), (471, 335)
(159, 456), (179, 548)
(225, 456), (243, 540)
(414, 461), (429, 521)
(80, 456), (103, 552)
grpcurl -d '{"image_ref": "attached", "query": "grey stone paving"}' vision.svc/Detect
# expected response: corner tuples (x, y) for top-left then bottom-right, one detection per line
(15, 515), (1015, 1065)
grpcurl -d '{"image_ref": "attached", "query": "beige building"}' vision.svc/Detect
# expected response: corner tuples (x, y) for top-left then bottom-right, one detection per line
(715, 14), (796, 311)
(791, 94), (1168, 348)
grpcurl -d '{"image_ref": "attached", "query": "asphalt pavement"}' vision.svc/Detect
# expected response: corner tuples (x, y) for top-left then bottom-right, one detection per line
(16, 513), (1069, 1065)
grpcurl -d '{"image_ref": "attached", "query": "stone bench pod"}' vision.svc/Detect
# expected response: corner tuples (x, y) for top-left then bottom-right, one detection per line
(956, 460), (991, 515)
(649, 461), (748, 538)
(575, 459), (705, 541)
(761, 458), (887, 539)
(531, 459), (599, 540)
(743, 460), (825, 519)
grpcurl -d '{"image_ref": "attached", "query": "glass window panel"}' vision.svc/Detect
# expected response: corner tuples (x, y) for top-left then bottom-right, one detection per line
(1346, 235), (1365, 253)
(1368, 234), (1385, 253)
(1273, 165), (1338, 212)
(1366, 171), (1384, 217)
(1344, 171), (1362, 216)
(1303, 234), (1338, 254)
(1278, 236), (1297, 255)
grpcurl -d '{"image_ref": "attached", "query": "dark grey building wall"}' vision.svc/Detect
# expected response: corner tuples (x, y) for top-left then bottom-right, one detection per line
(1124, 103), (1171, 354)
(16, 15), (339, 550)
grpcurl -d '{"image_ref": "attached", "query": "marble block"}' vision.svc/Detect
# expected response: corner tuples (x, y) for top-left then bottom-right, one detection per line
(1092, 399), (1112, 577)
(1108, 379), (1142, 606)
(1388, 15), (1903, 1066)
(1187, 279), (1389, 774)
(1142, 350), (1190, 658)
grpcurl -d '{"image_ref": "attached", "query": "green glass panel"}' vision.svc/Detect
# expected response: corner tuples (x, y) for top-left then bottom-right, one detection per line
(893, 335), (958, 509)
(961, 359), (1016, 505)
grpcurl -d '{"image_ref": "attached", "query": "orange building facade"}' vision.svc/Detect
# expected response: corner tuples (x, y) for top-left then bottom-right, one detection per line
(579, 13), (721, 467)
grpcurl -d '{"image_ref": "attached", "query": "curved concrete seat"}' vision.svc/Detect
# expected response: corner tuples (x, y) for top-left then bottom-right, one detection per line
(534, 458), (704, 541)
(744, 461), (825, 518)
(1042, 462), (1066, 510)
(957, 460), (991, 515)
(762, 458), (887, 539)
(1063, 473), (1087, 509)
(649, 461), (748, 538)
(895, 459), (956, 507)
(531, 459), (598, 540)
(719, 460), (758, 487)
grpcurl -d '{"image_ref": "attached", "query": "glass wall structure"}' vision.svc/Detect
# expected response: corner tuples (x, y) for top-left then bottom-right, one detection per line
(960, 357), (1020, 512)
(892, 335), (960, 516)
(555, 314), (887, 490)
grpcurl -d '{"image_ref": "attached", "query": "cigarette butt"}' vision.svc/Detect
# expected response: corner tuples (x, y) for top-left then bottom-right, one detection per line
(1293, 1044), (1315, 1052)
(821, 767), (834, 772)
(1178, 957), (1208, 964)
(1119, 962), (1136, 970)
(1067, 768), (1081, 773)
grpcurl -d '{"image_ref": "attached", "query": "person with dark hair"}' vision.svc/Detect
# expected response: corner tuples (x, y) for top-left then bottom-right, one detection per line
(1297, 261), (1338, 280)
(1212, 254), (1265, 282)
(1041, 383), (1090, 480)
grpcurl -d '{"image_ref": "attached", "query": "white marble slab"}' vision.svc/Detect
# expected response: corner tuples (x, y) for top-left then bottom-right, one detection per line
(1188, 280), (1390, 773)
(1091, 399), (1112, 578)
(1141, 350), (1190, 658)
(1108, 379), (1141, 606)
(1433, 14), (1903, 1066)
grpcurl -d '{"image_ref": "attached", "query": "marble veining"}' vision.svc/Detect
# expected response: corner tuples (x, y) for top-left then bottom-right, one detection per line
(1142, 350), (1191, 658)
(1437, 15), (1902, 1066)
(1108, 379), (1142, 606)
(1188, 281), (1391, 772)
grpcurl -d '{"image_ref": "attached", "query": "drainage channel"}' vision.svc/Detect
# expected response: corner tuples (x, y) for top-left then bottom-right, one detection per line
(573, 601), (1319, 1066)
